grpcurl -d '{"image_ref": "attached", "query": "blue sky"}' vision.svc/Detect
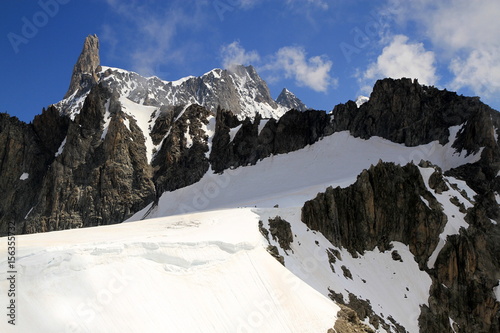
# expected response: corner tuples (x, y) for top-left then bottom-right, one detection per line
(1, 0), (499, 122)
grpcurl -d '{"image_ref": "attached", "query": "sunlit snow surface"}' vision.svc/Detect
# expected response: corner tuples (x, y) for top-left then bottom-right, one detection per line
(126, 127), (480, 333)
(131, 127), (481, 220)
(0, 210), (338, 333)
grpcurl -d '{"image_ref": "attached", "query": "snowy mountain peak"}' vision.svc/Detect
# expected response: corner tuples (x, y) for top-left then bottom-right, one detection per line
(56, 36), (288, 121)
(276, 87), (308, 111)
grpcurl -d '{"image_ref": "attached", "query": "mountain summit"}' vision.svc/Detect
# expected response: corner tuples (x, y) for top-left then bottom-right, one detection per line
(276, 88), (308, 111)
(64, 34), (101, 99)
(58, 35), (301, 120)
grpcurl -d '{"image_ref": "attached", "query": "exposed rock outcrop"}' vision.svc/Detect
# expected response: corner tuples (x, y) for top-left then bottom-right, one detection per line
(301, 161), (447, 268)
(152, 104), (211, 194)
(446, 108), (500, 198)
(268, 216), (294, 252)
(24, 83), (155, 233)
(333, 304), (375, 333)
(0, 111), (67, 235)
(420, 214), (500, 333)
(64, 34), (100, 99)
(331, 78), (489, 147)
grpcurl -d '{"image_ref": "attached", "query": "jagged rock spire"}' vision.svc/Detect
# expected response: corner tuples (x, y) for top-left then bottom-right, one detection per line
(276, 88), (308, 111)
(64, 34), (101, 99)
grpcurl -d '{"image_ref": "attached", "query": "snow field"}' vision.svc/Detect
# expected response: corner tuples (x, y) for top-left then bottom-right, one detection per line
(0, 209), (339, 333)
(130, 126), (482, 222)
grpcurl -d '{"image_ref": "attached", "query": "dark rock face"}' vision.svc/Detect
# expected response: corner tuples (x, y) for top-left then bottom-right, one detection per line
(0, 112), (67, 235)
(420, 224), (500, 333)
(301, 161), (447, 268)
(32, 106), (70, 154)
(447, 109), (500, 197)
(417, 188), (500, 333)
(24, 84), (155, 233)
(268, 216), (294, 252)
(331, 78), (488, 147)
(152, 104), (211, 194)
(209, 108), (334, 173)
(419, 110), (500, 333)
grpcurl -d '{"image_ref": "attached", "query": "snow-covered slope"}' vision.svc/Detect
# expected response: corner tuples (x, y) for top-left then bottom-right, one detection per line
(0, 209), (338, 333)
(130, 127), (480, 220)
(124, 127), (481, 333)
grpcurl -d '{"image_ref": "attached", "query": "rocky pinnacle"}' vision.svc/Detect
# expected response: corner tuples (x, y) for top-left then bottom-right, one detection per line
(276, 88), (308, 111)
(64, 34), (101, 99)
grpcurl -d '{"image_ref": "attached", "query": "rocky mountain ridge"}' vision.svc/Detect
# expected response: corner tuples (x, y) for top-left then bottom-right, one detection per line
(57, 35), (304, 121)
(2, 50), (499, 236)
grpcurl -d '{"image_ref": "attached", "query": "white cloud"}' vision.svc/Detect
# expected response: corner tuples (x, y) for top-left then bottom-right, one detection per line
(239, 0), (262, 8)
(361, 35), (437, 90)
(389, 0), (500, 51)
(450, 47), (500, 97)
(286, 0), (329, 10)
(385, 0), (500, 98)
(221, 41), (260, 70)
(220, 42), (335, 92)
(272, 46), (335, 92)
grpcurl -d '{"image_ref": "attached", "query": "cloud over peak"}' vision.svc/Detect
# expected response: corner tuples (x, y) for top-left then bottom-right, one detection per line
(220, 42), (335, 93)
(384, 0), (500, 98)
(221, 41), (260, 70)
(360, 34), (437, 92)
(272, 46), (334, 92)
